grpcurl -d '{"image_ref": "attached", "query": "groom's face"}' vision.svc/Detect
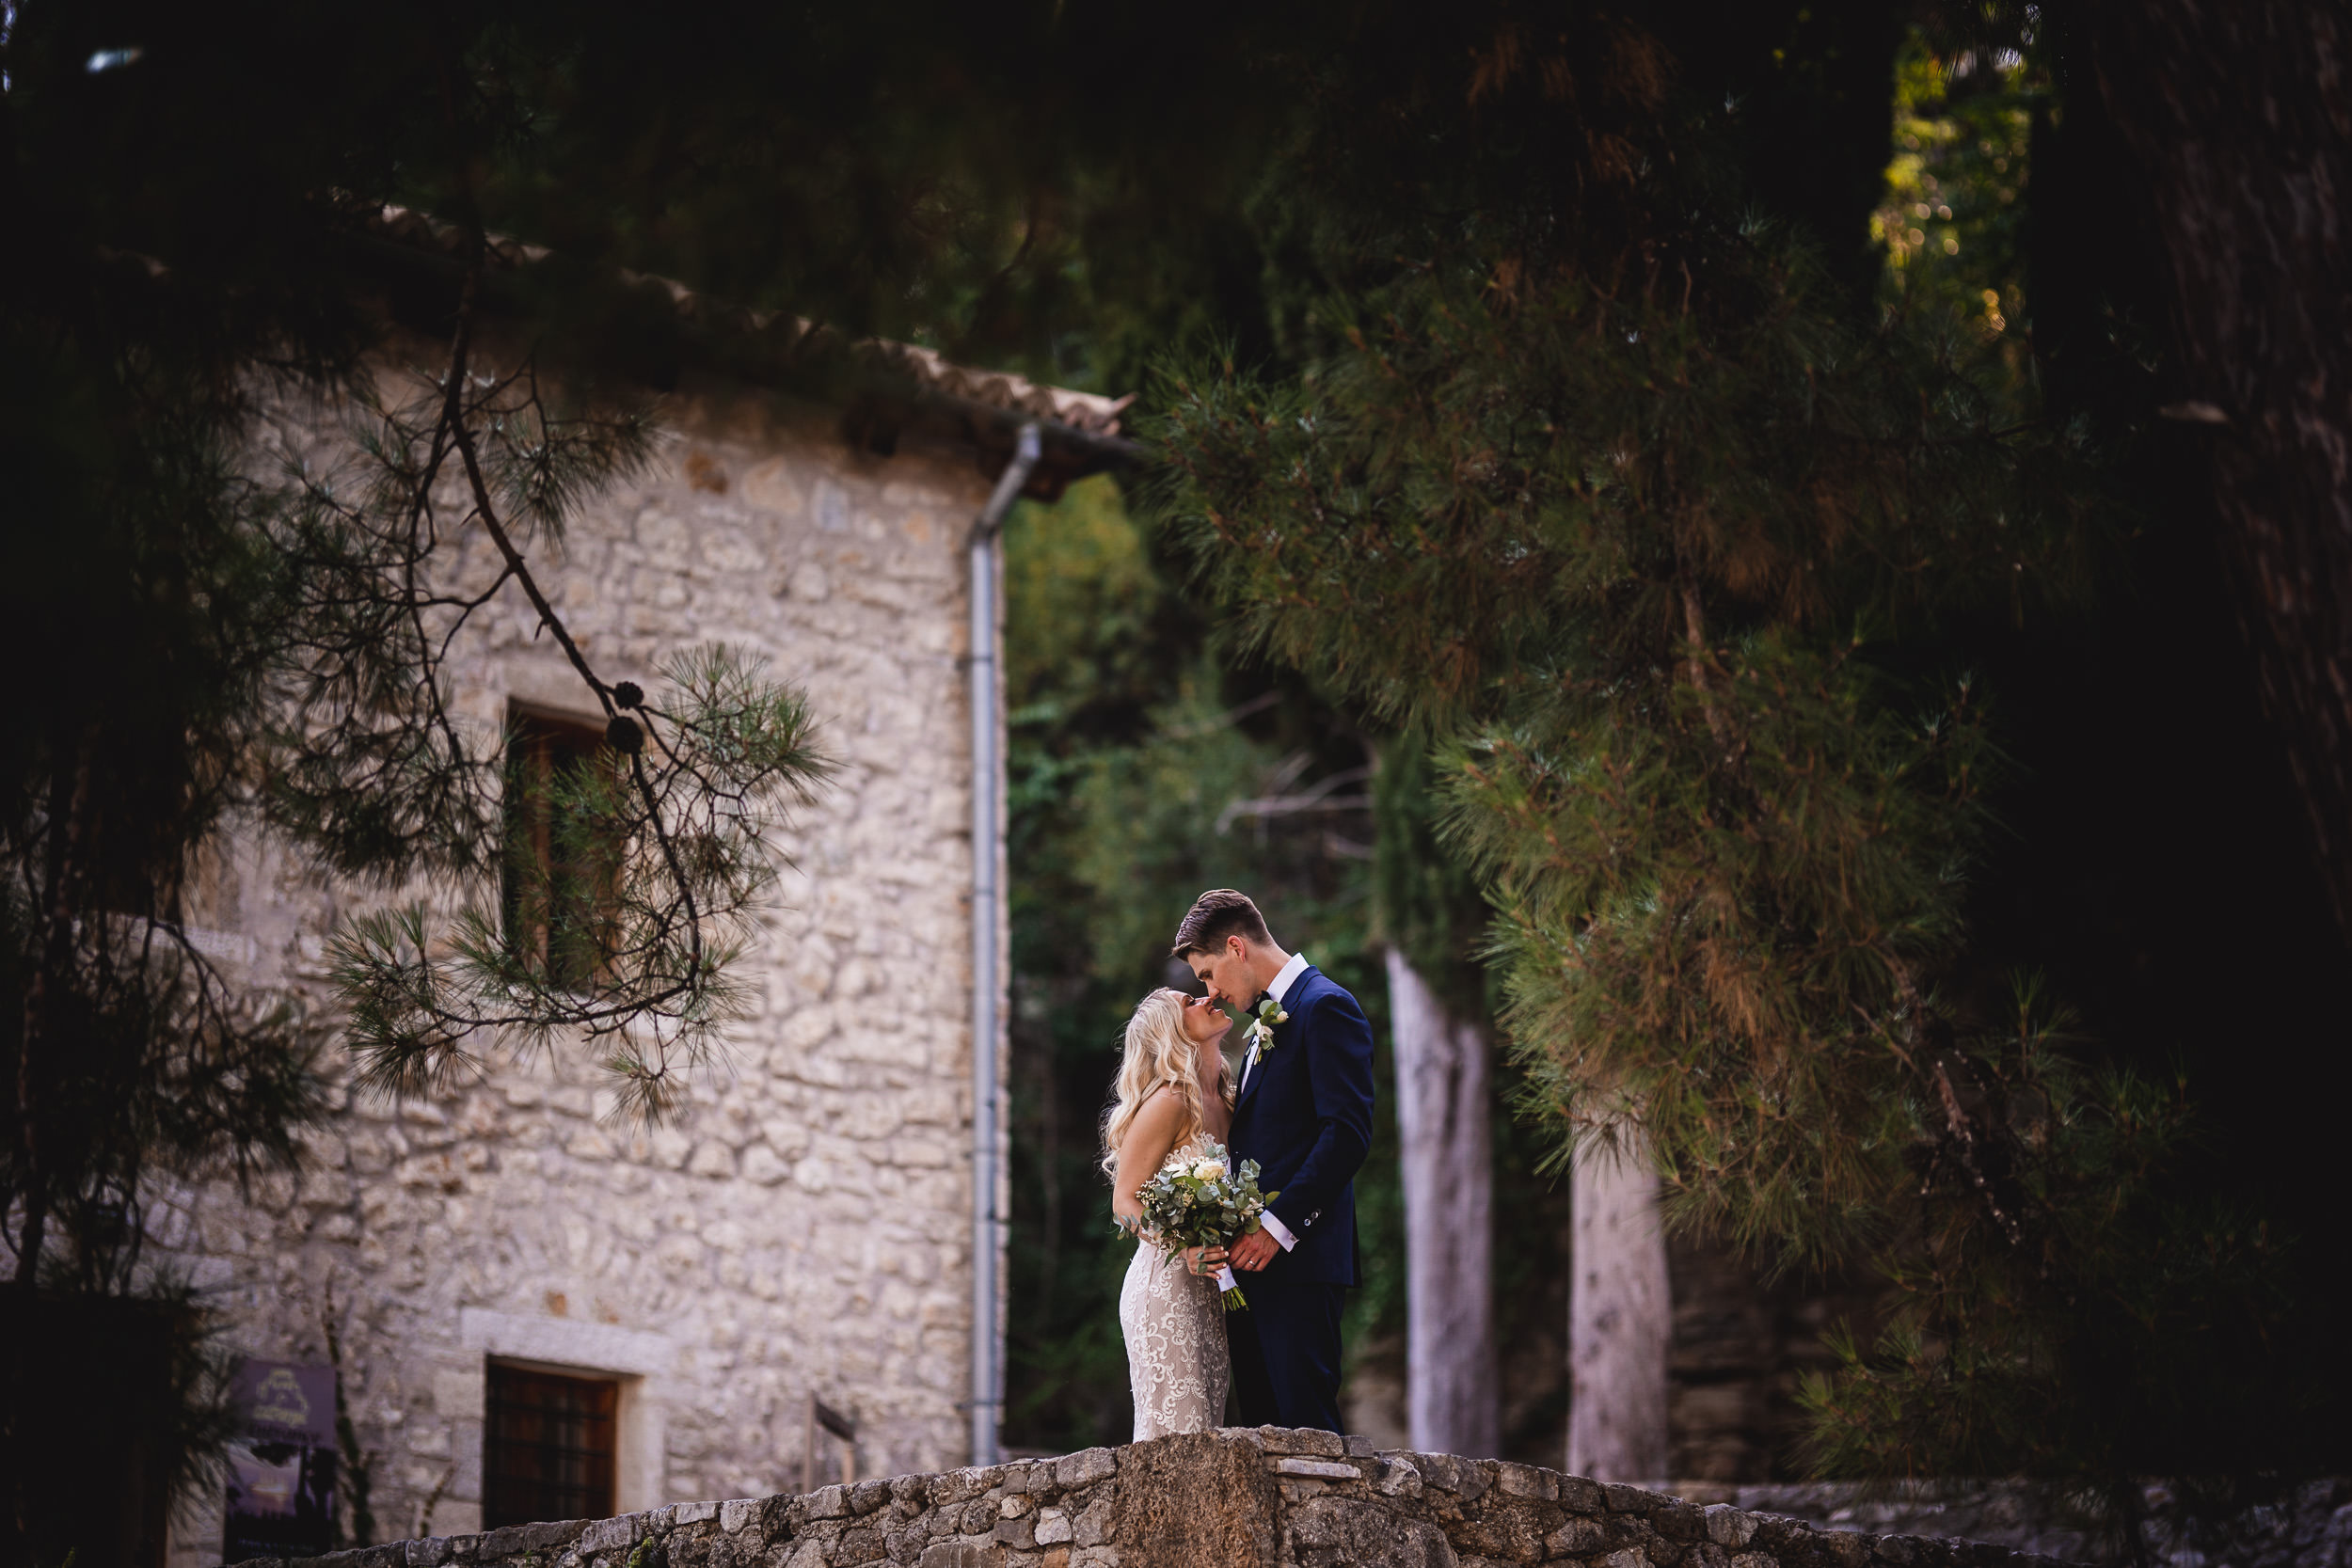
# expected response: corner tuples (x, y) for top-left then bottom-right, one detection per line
(1186, 935), (1252, 1010)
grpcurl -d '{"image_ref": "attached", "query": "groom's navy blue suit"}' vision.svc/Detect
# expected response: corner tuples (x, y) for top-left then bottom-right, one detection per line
(1224, 964), (1375, 1433)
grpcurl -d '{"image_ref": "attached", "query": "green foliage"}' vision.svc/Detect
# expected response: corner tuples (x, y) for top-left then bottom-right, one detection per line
(1799, 986), (2307, 1487)
(1154, 222), (2074, 1274)
(1145, 3), (2314, 1497)
(322, 644), (830, 1123)
(1372, 737), (1494, 1023)
(1874, 40), (2040, 333)
(999, 477), (1384, 1450)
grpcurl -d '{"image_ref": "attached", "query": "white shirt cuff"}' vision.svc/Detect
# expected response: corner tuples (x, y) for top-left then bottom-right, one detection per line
(1260, 1211), (1299, 1251)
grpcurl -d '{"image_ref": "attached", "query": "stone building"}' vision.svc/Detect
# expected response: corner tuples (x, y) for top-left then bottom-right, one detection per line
(154, 214), (1133, 1565)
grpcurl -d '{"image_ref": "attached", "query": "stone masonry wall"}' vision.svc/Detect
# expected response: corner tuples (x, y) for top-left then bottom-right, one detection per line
(156, 359), (1009, 1560)
(220, 1428), (2074, 1568)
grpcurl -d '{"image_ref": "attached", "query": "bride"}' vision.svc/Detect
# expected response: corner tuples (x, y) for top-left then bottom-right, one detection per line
(1104, 988), (1236, 1439)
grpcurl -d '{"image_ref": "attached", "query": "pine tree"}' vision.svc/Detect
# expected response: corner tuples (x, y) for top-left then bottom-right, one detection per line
(1149, 0), (2332, 1510)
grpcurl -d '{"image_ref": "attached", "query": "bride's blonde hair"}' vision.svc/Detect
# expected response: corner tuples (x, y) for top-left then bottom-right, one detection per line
(1100, 989), (1225, 1177)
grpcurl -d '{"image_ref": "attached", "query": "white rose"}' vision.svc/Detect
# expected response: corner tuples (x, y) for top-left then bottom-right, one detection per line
(1191, 1159), (1226, 1180)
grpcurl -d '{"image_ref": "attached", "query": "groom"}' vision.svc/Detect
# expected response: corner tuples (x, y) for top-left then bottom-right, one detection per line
(1174, 889), (1375, 1434)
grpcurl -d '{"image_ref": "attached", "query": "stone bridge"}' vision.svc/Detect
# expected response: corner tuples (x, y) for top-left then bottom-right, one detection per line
(227, 1427), (2071, 1568)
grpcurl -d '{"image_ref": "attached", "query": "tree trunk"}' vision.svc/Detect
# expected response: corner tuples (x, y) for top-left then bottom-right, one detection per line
(1385, 948), (1500, 1459)
(2081, 0), (2352, 939)
(1566, 1134), (1669, 1481)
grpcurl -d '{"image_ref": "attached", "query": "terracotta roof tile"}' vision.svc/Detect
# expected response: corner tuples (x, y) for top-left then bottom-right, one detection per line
(370, 205), (1130, 438)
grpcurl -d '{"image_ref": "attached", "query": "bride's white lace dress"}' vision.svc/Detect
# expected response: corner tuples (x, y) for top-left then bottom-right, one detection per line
(1118, 1139), (1232, 1439)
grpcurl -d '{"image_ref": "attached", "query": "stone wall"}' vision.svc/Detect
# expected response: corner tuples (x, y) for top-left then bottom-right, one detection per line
(220, 1428), (2075, 1568)
(158, 359), (1012, 1560)
(1673, 1479), (2352, 1568)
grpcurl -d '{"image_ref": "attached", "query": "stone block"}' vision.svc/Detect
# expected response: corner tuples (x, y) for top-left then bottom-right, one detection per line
(1286, 1497), (1456, 1568)
(719, 1499), (762, 1535)
(1376, 1456), (1424, 1499)
(1113, 1433), (1279, 1568)
(579, 1513), (645, 1552)
(1549, 1516), (1611, 1554)
(757, 1495), (801, 1540)
(405, 1540), (452, 1567)
(1271, 1458), (1360, 1481)
(1257, 1425), (1345, 1458)
(1705, 1507), (1757, 1548)
(935, 1467), (1003, 1506)
(1607, 1483), (1674, 1513)
(1034, 1509), (1073, 1545)
(1498, 1464), (1558, 1501)
(917, 1547), (999, 1568)
(1655, 1502), (1710, 1542)
(674, 1501), (720, 1526)
(852, 1480), (894, 1515)
(994, 1515), (1038, 1550)
(1559, 1476), (1607, 1514)
(1055, 1448), (1118, 1489)
(1604, 1551), (1656, 1568)
(1072, 1496), (1116, 1547)
(481, 1518), (590, 1558)
(808, 1485), (853, 1520)
(1418, 1454), (1490, 1502)
(1416, 1454), (1464, 1495)
(1822, 1530), (1872, 1568)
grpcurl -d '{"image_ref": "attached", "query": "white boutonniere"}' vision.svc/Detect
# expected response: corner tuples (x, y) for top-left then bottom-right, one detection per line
(1245, 995), (1289, 1054)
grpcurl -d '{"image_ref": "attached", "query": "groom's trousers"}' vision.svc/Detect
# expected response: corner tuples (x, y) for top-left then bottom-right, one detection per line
(1225, 1278), (1346, 1433)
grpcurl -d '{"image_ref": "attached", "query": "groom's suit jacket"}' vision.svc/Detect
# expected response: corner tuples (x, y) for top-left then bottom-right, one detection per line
(1229, 965), (1375, 1288)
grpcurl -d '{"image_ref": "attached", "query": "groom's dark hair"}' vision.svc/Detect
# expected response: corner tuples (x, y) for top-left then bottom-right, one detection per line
(1171, 889), (1272, 958)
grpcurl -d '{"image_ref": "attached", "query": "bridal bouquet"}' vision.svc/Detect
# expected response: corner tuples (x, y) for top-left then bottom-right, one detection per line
(1126, 1138), (1275, 1311)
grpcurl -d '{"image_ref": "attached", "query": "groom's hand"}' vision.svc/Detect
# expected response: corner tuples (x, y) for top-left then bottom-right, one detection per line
(1230, 1229), (1280, 1272)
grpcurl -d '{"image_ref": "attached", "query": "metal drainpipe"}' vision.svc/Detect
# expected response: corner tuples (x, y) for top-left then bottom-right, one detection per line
(967, 421), (1040, 1467)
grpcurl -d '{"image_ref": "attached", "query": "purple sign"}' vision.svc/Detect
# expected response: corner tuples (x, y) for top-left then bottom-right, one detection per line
(224, 1360), (339, 1560)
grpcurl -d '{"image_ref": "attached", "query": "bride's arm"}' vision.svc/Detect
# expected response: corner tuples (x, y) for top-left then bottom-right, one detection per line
(1110, 1087), (1184, 1236)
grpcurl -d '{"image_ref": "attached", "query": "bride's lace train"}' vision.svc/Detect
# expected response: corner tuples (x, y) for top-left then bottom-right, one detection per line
(1119, 1241), (1232, 1439)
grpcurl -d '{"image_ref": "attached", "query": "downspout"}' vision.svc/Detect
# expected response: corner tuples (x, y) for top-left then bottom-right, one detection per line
(967, 421), (1040, 1466)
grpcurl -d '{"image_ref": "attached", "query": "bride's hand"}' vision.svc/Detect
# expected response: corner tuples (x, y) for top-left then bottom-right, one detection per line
(1183, 1244), (1228, 1276)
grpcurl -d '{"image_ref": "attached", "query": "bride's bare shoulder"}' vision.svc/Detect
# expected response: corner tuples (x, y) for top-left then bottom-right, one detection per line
(1126, 1083), (1185, 1139)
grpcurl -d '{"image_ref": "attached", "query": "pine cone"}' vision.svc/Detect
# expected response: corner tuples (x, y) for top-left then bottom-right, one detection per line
(612, 680), (644, 709)
(605, 716), (644, 753)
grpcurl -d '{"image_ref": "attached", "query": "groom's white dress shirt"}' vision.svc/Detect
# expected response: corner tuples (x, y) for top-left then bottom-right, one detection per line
(1241, 951), (1311, 1253)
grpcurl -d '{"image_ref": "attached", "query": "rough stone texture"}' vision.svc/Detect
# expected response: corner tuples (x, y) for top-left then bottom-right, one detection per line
(223, 1430), (2082, 1568)
(156, 358), (1016, 1563)
(1674, 1478), (2352, 1568)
